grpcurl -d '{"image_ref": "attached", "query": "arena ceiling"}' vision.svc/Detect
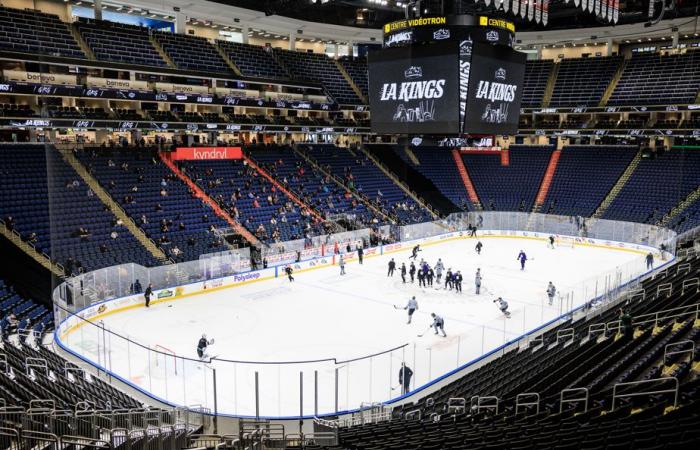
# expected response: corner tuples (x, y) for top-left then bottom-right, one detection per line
(214, 0), (700, 31)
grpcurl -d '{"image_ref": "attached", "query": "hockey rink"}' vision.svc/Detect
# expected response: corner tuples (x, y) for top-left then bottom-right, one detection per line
(59, 236), (657, 417)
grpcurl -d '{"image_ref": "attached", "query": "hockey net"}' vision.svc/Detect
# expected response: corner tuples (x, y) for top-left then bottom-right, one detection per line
(152, 344), (178, 376)
(555, 236), (577, 249)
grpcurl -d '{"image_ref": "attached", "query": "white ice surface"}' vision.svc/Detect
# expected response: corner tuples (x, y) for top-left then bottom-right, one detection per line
(62, 237), (649, 417)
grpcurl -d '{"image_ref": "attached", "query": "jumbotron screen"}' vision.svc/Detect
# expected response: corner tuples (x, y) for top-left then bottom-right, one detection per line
(368, 40), (526, 135)
(368, 42), (460, 134)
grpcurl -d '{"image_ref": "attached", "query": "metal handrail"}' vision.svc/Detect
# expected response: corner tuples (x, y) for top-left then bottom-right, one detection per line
(664, 340), (695, 364)
(611, 377), (679, 410)
(559, 387), (589, 413)
(515, 392), (540, 416)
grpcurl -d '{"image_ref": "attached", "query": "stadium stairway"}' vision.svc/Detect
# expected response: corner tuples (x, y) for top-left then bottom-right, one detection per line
(593, 147), (644, 219)
(158, 152), (261, 246)
(541, 61), (560, 107)
(660, 184), (700, 228)
(532, 149), (561, 213)
(0, 222), (65, 278)
(68, 22), (95, 60)
(149, 34), (177, 69)
(58, 147), (170, 265)
(213, 42), (244, 77)
(402, 147), (421, 166)
(451, 149), (481, 210)
(358, 145), (440, 220)
(242, 154), (326, 224)
(335, 59), (368, 104)
(365, 145), (461, 216)
(293, 145), (394, 224)
(599, 57), (629, 106)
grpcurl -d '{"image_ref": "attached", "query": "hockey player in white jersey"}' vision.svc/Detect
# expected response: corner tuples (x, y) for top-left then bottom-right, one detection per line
(404, 296), (418, 324)
(435, 259), (445, 284)
(546, 282), (556, 305)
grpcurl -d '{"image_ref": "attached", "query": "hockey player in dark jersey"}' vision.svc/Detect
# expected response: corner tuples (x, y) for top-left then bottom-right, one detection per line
(517, 250), (527, 270)
(387, 258), (396, 277)
(409, 244), (421, 260)
(197, 334), (215, 359)
(400, 263), (407, 283)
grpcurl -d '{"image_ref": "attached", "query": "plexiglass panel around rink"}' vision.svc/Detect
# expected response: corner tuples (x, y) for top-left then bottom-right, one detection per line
(53, 212), (677, 418)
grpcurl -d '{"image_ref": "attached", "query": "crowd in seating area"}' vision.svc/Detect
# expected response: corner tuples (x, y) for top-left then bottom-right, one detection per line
(76, 148), (230, 262)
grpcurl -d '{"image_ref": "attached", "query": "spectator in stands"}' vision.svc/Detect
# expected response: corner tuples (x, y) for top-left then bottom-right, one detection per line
(4, 216), (15, 231)
(27, 232), (37, 245)
(619, 308), (633, 340)
(110, 231), (118, 239)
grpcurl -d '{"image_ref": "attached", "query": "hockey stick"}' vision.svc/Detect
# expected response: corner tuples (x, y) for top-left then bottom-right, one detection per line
(417, 326), (431, 337)
(393, 304), (402, 309)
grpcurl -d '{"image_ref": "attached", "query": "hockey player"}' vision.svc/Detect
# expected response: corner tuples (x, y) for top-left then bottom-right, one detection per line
(387, 258), (396, 277)
(517, 250), (527, 270)
(197, 334), (214, 359)
(646, 252), (654, 270)
(494, 297), (511, 318)
(417, 268), (426, 287)
(405, 296), (418, 324)
(339, 255), (346, 275)
(285, 265), (295, 282)
(144, 283), (153, 308)
(409, 244), (421, 260)
(435, 259), (444, 284)
(431, 313), (446, 337)
(548, 235), (556, 249)
(357, 246), (364, 264)
(445, 268), (453, 290)
(475, 241), (483, 255)
(546, 282), (556, 305)
(427, 267), (434, 287)
(409, 262), (416, 283)
(400, 263), (407, 283)
(475, 268), (482, 295)
(454, 271), (463, 293)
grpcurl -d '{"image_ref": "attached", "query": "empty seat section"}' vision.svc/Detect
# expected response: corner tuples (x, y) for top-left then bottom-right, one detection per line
(155, 32), (231, 74)
(0, 6), (84, 58)
(521, 59), (553, 108)
(217, 41), (290, 80)
(77, 18), (166, 67)
(549, 56), (621, 107)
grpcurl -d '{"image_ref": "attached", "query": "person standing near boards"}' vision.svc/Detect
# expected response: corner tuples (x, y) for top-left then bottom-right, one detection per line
(144, 283), (153, 307)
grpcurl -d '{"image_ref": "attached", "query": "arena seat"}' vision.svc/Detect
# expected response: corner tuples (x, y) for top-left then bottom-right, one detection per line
(542, 146), (638, 217)
(0, 6), (84, 59)
(0, 145), (159, 273)
(602, 148), (700, 225)
(609, 52), (700, 106)
(247, 145), (378, 227)
(388, 146), (473, 211)
(217, 41), (290, 80)
(339, 57), (369, 99)
(176, 156), (323, 243)
(76, 18), (166, 67)
(462, 146), (555, 212)
(549, 56), (622, 107)
(301, 144), (433, 224)
(76, 148), (231, 263)
(274, 49), (363, 105)
(154, 32), (231, 74)
(522, 59), (553, 108)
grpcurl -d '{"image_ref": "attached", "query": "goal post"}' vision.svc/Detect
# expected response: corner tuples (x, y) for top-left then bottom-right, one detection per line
(555, 235), (576, 249)
(153, 344), (178, 375)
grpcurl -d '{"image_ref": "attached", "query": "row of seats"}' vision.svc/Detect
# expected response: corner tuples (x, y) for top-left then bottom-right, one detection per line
(0, 144), (159, 273)
(218, 40), (289, 80)
(0, 6), (83, 59)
